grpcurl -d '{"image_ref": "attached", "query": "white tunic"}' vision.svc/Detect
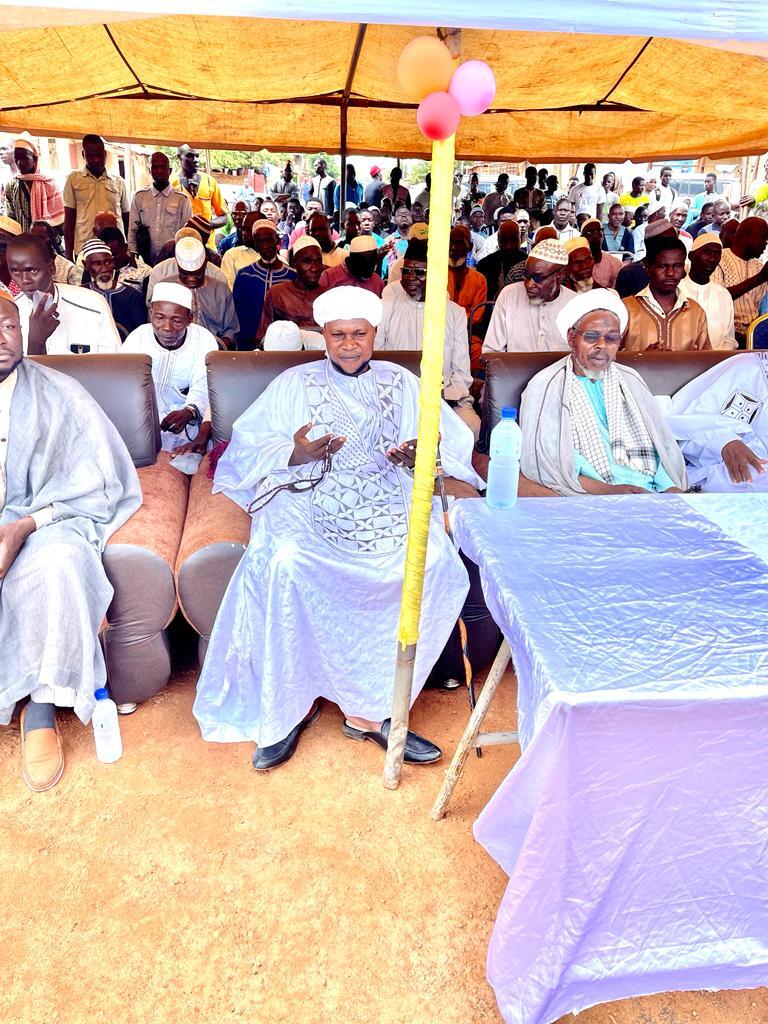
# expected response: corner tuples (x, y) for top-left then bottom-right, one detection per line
(483, 281), (574, 353)
(376, 283), (473, 406)
(678, 276), (736, 350)
(193, 358), (483, 746)
(15, 284), (121, 355)
(668, 351), (768, 491)
(122, 323), (217, 450)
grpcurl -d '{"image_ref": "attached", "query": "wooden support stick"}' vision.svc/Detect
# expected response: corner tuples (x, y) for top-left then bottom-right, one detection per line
(430, 638), (512, 821)
(383, 643), (416, 790)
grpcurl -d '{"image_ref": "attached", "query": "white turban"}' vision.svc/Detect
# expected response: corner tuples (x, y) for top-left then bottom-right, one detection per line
(152, 282), (194, 310)
(556, 290), (628, 340)
(313, 286), (383, 328)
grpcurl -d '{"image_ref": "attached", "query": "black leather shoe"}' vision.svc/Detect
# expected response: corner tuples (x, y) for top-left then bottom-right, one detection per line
(342, 717), (442, 764)
(252, 705), (321, 771)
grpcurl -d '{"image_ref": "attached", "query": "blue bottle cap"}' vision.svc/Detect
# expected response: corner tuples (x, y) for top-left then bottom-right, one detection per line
(94, 688), (110, 701)
(501, 407), (518, 419)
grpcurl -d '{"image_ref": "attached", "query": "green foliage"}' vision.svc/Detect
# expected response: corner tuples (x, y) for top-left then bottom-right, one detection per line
(404, 159), (431, 183)
(156, 145), (339, 178)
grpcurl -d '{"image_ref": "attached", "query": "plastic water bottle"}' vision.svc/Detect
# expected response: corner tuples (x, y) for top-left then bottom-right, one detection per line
(92, 688), (123, 763)
(486, 407), (523, 510)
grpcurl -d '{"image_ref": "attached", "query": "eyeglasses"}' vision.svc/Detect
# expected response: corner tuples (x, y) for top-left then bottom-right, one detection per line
(522, 267), (561, 285)
(575, 330), (622, 345)
(401, 266), (427, 279)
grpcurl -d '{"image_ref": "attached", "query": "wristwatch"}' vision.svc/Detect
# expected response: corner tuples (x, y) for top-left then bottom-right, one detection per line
(185, 404), (200, 421)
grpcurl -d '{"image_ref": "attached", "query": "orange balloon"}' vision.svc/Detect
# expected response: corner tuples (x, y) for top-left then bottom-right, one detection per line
(397, 36), (455, 102)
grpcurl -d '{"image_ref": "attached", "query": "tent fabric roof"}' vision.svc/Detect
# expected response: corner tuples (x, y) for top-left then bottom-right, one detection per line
(1, 14), (768, 159)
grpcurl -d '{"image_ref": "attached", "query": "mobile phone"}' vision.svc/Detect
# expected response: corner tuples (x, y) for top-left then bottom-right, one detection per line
(32, 290), (55, 311)
(69, 344), (91, 354)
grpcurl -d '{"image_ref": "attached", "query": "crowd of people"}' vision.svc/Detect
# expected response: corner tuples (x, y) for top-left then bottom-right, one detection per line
(2, 133), (768, 791)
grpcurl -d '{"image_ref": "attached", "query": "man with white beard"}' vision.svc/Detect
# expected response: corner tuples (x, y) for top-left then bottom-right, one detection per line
(81, 237), (146, 336)
(520, 290), (687, 495)
(668, 352), (768, 490)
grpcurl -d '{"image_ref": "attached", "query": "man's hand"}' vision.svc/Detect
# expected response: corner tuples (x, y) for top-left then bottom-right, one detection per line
(160, 408), (195, 434)
(27, 297), (59, 355)
(174, 420), (212, 455)
(610, 484), (649, 494)
(0, 517), (35, 580)
(721, 439), (768, 484)
(289, 422), (346, 465)
(386, 439), (417, 469)
(739, 193), (756, 208)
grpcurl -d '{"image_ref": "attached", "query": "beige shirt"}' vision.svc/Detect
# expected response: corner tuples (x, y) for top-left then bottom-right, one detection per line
(622, 286), (711, 352)
(221, 245), (260, 290)
(712, 248), (768, 335)
(0, 368), (52, 528)
(483, 281), (574, 353)
(62, 167), (130, 256)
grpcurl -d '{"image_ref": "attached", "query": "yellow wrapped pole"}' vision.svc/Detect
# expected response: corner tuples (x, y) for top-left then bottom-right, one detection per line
(383, 133), (456, 790)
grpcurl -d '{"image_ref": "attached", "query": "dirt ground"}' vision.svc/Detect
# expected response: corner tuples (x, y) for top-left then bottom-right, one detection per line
(1, 656), (765, 1024)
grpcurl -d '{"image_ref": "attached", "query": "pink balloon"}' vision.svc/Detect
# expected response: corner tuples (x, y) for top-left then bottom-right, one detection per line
(449, 60), (496, 116)
(416, 91), (461, 141)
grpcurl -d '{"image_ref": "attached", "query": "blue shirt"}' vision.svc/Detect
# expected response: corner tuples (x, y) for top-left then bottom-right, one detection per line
(573, 376), (675, 492)
(233, 261), (296, 343)
(333, 181), (364, 210)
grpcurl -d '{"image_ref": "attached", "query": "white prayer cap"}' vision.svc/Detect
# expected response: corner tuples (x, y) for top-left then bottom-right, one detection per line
(151, 282), (194, 310)
(647, 199), (666, 217)
(290, 236), (321, 256)
(313, 285), (383, 328)
(263, 321), (303, 350)
(349, 235), (377, 254)
(691, 231), (723, 252)
(527, 238), (569, 266)
(556, 290), (628, 340)
(175, 236), (206, 271)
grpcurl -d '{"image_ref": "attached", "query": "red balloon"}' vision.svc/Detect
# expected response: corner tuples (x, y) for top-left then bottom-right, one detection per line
(416, 91), (461, 141)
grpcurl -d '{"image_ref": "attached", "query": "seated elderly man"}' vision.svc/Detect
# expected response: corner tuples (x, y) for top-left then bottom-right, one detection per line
(520, 291), (687, 495)
(678, 233), (736, 350)
(318, 235), (384, 296)
(7, 233), (121, 354)
(622, 236), (711, 352)
(376, 236), (480, 438)
(0, 296), (140, 790)
(193, 286), (482, 771)
(668, 352), (768, 491)
(122, 282), (217, 452)
(258, 236), (326, 340)
(563, 237), (603, 293)
(483, 238), (574, 353)
(155, 236), (238, 349)
(80, 237), (147, 336)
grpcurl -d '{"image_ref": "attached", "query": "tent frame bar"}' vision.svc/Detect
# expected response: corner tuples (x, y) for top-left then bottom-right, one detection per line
(340, 23), (368, 216)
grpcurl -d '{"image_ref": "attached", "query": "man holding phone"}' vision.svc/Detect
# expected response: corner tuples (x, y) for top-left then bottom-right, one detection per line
(6, 233), (121, 354)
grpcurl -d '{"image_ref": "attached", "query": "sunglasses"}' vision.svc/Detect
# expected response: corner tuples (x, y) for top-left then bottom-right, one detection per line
(401, 266), (427, 279)
(522, 266), (561, 285)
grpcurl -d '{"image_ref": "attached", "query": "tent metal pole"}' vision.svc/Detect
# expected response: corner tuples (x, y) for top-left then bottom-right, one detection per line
(339, 24), (367, 218)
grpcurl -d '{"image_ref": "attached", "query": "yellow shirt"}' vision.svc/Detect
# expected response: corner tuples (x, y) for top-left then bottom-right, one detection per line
(169, 172), (227, 248)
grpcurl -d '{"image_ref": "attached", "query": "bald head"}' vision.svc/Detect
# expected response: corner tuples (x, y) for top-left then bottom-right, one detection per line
(498, 220), (521, 253)
(733, 216), (768, 261)
(0, 295), (22, 380)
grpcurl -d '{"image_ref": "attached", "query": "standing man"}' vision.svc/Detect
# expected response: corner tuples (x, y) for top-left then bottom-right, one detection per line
(622, 236), (710, 352)
(128, 151), (192, 265)
(657, 167), (679, 213)
(62, 135), (129, 261)
(513, 167), (544, 218)
(711, 217), (768, 346)
(567, 163), (606, 223)
(690, 172), (721, 221)
(413, 173), (431, 213)
(333, 165), (364, 211)
(381, 167), (411, 211)
(483, 173), (511, 228)
(603, 203), (635, 255)
(271, 161), (298, 200)
(7, 233), (121, 354)
(4, 134), (64, 234)
(312, 158), (335, 215)
(0, 296), (140, 792)
(619, 177), (647, 217)
(364, 166), (384, 209)
(232, 220), (296, 347)
(552, 199), (580, 243)
(678, 233), (736, 350)
(170, 144), (228, 250)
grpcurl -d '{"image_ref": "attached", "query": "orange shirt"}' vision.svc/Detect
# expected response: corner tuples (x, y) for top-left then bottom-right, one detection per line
(448, 266), (488, 372)
(169, 171), (227, 248)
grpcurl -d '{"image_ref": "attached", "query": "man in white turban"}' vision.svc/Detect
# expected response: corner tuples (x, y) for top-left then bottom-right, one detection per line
(194, 285), (483, 771)
(519, 290), (687, 495)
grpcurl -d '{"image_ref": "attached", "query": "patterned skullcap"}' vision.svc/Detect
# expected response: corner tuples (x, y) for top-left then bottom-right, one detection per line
(527, 238), (569, 266)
